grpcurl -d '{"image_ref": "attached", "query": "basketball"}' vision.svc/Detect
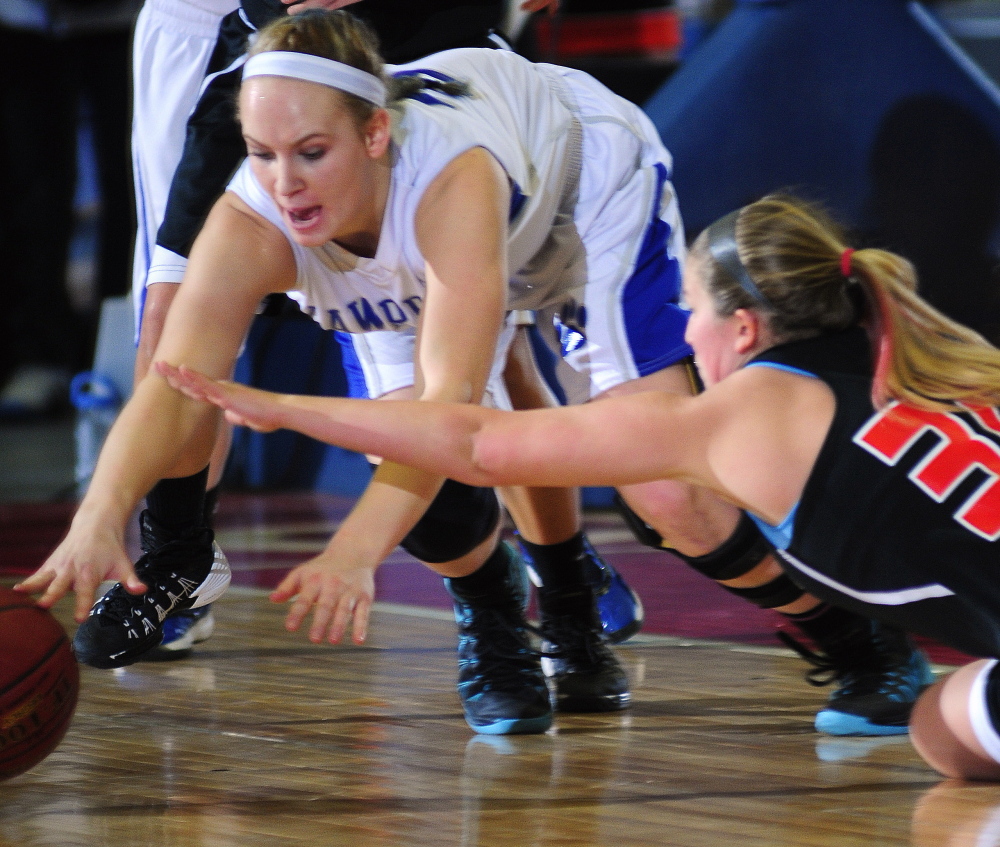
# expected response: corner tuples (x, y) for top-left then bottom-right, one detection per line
(0, 588), (79, 781)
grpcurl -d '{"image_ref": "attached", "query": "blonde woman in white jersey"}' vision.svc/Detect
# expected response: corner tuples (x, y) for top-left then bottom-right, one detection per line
(23, 10), (927, 736)
(129, 0), (647, 669)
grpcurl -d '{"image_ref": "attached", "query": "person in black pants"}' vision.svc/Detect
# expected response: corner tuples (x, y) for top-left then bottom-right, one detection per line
(0, 1), (136, 416)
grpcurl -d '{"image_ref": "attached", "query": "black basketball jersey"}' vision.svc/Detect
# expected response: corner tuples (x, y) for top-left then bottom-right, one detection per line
(748, 327), (1000, 657)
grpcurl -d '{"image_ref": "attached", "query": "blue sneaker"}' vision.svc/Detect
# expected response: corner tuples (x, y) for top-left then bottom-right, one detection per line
(782, 623), (935, 736)
(582, 538), (644, 643)
(519, 535), (644, 644)
(445, 543), (553, 736)
(142, 605), (216, 661)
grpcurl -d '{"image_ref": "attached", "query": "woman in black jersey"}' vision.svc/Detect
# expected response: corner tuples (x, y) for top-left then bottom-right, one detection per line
(147, 192), (1000, 778)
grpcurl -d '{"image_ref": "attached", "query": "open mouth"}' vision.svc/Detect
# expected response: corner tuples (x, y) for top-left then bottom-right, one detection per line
(287, 206), (321, 226)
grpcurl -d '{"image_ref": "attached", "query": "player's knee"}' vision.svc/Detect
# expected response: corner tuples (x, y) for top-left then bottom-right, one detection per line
(910, 660), (1000, 780)
(615, 481), (708, 552)
(618, 480), (743, 556)
(400, 479), (501, 564)
(672, 512), (773, 579)
(667, 512), (807, 608)
(614, 492), (667, 550)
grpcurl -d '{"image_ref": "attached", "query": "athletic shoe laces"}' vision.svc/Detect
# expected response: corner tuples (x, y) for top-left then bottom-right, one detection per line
(89, 523), (214, 629)
(539, 613), (608, 668)
(777, 630), (919, 698)
(457, 607), (543, 687)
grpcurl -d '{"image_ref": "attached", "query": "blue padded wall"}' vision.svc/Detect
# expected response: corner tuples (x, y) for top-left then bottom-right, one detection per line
(645, 0), (1000, 231)
(644, 0), (1000, 337)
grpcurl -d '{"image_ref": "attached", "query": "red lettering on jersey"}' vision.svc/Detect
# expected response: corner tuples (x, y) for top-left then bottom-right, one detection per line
(971, 406), (1000, 435)
(854, 403), (1000, 540)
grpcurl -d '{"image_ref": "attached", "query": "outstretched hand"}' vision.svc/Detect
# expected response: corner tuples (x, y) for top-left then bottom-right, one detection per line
(155, 361), (284, 433)
(14, 519), (145, 622)
(269, 551), (376, 645)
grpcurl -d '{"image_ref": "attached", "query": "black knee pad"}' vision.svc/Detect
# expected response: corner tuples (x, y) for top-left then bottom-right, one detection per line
(400, 478), (500, 564)
(672, 512), (773, 580)
(719, 573), (805, 609)
(614, 494), (666, 550)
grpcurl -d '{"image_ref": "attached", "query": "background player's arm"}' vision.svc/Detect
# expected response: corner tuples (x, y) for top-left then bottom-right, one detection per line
(136, 13), (255, 386)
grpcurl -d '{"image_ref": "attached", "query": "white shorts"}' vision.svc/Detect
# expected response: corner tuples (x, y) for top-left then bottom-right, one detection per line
(338, 158), (691, 408)
(531, 97), (691, 405)
(340, 321), (518, 410)
(130, 0), (237, 339)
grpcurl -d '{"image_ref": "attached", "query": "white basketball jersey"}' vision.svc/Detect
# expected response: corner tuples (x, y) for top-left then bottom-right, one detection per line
(227, 47), (671, 335)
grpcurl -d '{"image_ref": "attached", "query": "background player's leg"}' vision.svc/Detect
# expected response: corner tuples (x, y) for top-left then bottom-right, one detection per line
(130, 0), (236, 657)
(500, 323), (644, 644)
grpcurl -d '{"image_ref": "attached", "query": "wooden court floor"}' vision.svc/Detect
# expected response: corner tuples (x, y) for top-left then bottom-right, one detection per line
(2, 492), (999, 846)
(3, 588), (999, 847)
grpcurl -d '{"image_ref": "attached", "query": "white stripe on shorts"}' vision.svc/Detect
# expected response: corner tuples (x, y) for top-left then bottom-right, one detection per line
(968, 659), (1000, 765)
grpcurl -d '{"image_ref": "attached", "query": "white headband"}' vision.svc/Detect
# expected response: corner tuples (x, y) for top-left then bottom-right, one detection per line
(243, 51), (386, 108)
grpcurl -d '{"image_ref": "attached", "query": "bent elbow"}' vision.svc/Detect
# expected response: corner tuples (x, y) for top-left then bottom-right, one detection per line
(463, 438), (513, 488)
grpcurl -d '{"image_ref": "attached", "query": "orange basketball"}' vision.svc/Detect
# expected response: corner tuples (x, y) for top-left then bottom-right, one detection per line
(0, 588), (79, 781)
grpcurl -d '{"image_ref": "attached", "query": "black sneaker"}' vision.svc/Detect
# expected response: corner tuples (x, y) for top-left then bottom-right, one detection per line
(445, 543), (553, 735)
(538, 586), (631, 713)
(72, 511), (231, 669)
(779, 622), (934, 736)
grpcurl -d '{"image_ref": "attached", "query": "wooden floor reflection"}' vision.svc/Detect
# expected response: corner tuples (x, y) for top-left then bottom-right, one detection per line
(2, 588), (999, 847)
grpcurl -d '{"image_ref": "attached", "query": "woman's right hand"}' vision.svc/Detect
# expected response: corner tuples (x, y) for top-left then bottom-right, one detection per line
(14, 515), (144, 622)
(269, 548), (377, 646)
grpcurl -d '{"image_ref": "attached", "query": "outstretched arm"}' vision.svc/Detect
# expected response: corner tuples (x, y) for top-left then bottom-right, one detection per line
(156, 362), (712, 490)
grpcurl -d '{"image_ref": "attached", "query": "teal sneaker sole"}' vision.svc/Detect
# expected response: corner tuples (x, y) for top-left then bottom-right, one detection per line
(814, 710), (910, 736)
(466, 713), (553, 736)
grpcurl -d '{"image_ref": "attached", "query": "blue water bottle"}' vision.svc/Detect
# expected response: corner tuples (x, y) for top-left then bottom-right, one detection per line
(70, 372), (121, 496)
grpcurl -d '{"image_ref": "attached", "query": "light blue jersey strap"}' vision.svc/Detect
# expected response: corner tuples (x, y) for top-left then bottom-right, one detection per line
(748, 504), (798, 551)
(741, 358), (819, 547)
(744, 361), (817, 379)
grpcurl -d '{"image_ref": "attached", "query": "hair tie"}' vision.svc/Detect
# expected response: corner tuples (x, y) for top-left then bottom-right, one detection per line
(243, 51), (387, 108)
(840, 247), (855, 279)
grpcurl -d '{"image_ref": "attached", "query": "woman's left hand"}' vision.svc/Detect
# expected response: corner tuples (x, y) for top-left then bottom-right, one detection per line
(269, 550), (377, 645)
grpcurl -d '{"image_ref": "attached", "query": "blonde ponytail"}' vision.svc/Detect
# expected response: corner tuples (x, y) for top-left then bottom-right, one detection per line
(695, 193), (1000, 410)
(851, 248), (1000, 409)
